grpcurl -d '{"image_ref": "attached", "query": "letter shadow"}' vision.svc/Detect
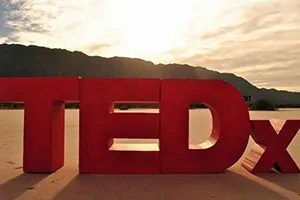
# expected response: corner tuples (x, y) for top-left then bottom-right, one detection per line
(0, 173), (48, 200)
(52, 171), (289, 200)
(257, 173), (300, 194)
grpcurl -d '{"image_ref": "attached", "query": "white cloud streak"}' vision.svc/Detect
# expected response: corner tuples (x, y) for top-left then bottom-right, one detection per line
(0, 37), (8, 43)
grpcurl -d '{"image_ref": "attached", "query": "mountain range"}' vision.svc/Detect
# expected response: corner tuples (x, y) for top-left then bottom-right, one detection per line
(0, 43), (299, 106)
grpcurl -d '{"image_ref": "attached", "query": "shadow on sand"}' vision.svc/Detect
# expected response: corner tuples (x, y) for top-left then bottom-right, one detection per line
(0, 173), (49, 200)
(51, 171), (290, 200)
(257, 173), (300, 194)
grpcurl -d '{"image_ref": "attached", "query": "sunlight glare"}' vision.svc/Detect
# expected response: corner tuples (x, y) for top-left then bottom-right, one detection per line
(112, 0), (192, 58)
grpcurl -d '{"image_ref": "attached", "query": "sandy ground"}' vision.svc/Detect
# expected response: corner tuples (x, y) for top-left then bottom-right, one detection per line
(0, 109), (300, 200)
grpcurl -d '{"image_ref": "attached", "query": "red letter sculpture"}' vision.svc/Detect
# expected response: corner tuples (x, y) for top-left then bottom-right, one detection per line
(79, 78), (160, 173)
(242, 120), (300, 173)
(160, 79), (250, 173)
(0, 77), (79, 173)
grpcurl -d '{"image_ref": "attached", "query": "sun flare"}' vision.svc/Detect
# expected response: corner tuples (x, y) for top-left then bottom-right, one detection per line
(104, 0), (248, 61)
(109, 0), (194, 59)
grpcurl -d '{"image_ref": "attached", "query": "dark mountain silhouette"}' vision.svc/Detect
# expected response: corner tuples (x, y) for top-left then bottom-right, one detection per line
(0, 43), (299, 106)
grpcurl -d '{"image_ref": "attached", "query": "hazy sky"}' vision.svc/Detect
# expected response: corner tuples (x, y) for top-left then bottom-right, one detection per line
(0, 0), (299, 91)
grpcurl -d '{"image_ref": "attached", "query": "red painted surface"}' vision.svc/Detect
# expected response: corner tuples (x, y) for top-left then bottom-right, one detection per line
(0, 77), (299, 174)
(79, 79), (160, 173)
(242, 120), (300, 173)
(160, 79), (250, 173)
(0, 77), (79, 173)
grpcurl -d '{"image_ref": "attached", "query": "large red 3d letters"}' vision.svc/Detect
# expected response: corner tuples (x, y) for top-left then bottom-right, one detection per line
(79, 79), (160, 173)
(0, 77), (299, 174)
(0, 77), (79, 172)
(242, 120), (300, 173)
(160, 79), (250, 173)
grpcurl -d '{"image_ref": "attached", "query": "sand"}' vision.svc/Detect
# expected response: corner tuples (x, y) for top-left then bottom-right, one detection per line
(0, 109), (300, 200)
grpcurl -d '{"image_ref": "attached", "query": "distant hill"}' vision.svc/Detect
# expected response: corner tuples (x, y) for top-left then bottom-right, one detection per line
(0, 43), (300, 106)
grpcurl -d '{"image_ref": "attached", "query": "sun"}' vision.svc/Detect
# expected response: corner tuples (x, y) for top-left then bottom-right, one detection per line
(85, 0), (241, 62)
(121, 19), (171, 56)
(110, 0), (191, 59)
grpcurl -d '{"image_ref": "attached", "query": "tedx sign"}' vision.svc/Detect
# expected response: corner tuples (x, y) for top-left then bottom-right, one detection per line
(0, 77), (299, 174)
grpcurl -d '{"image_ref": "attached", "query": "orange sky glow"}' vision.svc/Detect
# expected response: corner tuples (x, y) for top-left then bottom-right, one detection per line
(0, 0), (299, 91)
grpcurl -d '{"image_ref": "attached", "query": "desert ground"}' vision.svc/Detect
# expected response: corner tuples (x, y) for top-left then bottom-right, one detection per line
(0, 109), (299, 200)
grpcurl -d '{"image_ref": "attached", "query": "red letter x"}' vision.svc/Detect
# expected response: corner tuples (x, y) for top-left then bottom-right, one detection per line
(242, 120), (300, 173)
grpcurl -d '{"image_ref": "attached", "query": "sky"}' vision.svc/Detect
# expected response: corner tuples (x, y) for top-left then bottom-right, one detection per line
(0, 0), (299, 92)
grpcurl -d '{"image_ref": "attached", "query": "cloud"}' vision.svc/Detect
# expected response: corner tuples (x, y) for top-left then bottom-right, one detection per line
(234, 60), (300, 89)
(172, 0), (300, 91)
(2, 0), (117, 53)
(1, 0), (199, 58)
(1, 0), (299, 91)
(0, 37), (8, 43)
